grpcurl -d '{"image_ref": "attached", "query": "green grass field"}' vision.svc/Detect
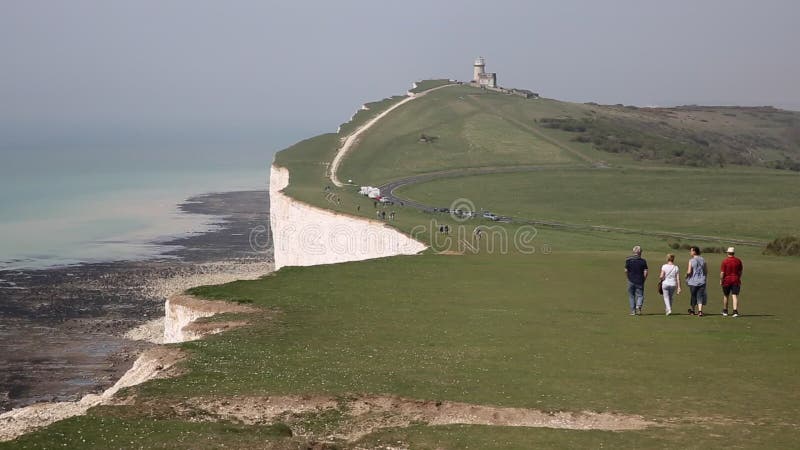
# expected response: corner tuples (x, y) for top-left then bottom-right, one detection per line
(6, 81), (800, 449)
(8, 233), (800, 448)
(397, 166), (800, 242)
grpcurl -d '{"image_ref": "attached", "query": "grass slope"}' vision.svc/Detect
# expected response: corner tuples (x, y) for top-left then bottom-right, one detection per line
(397, 166), (800, 242)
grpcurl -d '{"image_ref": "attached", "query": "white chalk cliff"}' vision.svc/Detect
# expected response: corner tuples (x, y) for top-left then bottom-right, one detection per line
(269, 164), (427, 270)
(164, 294), (256, 344)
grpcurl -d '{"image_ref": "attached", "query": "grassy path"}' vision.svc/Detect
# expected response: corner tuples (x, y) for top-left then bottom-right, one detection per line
(329, 83), (457, 187)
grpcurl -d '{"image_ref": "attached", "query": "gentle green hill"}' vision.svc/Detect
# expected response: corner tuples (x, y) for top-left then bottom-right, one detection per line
(279, 82), (799, 244)
(338, 86), (591, 186)
(337, 84), (800, 187)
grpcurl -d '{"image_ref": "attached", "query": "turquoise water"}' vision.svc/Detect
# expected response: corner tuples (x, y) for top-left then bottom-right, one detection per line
(0, 150), (273, 270)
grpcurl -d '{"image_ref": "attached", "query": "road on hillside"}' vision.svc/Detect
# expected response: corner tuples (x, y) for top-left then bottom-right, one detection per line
(377, 166), (767, 247)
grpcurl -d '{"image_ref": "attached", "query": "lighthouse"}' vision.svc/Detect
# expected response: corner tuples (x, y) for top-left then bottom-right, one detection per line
(473, 56), (486, 81)
(472, 56), (497, 88)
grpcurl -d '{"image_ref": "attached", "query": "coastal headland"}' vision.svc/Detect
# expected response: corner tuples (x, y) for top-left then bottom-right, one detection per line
(3, 79), (800, 448)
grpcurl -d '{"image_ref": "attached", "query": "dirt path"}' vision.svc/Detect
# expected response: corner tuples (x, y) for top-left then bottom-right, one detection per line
(330, 83), (456, 187)
(183, 394), (657, 443)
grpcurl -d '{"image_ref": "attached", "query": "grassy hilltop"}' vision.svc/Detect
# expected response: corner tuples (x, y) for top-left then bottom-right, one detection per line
(8, 82), (800, 449)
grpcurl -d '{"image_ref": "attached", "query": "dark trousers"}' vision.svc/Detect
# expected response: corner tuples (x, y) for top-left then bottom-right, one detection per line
(689, 284), (707, 307)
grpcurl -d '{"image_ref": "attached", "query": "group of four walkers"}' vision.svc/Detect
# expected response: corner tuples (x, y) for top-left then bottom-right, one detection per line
(624, 245), (744, 317)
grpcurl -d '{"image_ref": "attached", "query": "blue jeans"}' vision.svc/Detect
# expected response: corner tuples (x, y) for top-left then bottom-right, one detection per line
(689, 284), (707, 307)
(628, 281), (644, 311)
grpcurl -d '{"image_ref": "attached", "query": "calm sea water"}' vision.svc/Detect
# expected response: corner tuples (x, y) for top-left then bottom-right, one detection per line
(0, 146), (274, 270)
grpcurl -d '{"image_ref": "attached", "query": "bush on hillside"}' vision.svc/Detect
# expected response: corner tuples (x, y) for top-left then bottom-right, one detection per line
(539, 117), (590, 133)
(667, 242), (725, 254)
(539, 112), (799, 171)
(763, 236), (800, 256)
(772, 157), (800, 171)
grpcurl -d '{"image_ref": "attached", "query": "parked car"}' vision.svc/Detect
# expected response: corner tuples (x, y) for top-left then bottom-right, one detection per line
(452, 209), (474, 219)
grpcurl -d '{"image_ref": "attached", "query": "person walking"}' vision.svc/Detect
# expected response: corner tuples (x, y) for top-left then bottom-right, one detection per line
(659, 254), (681, 315)
(625, 246), (649, 315)
(720, 247), (743, 317)
(685, 246), (708, 316)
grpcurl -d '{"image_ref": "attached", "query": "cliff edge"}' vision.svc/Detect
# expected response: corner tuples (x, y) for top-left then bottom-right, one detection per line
(269, 164), (426, 270)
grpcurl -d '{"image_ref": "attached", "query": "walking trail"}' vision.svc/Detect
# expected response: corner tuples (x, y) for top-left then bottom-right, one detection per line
(330, 83), (455, 187)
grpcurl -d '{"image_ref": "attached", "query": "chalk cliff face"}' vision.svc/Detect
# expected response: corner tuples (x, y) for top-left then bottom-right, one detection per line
(164, 294), (256, 344)
(269, 165), (427, 270)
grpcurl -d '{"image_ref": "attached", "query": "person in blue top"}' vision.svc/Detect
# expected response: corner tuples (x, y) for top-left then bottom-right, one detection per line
(624, 245), (649, 315)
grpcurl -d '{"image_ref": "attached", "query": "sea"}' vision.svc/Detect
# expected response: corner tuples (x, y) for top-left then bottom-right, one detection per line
(0, 141), (285, 270)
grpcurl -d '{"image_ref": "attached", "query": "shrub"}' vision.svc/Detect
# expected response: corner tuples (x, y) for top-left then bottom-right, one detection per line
(763, 236), (800, 256)
(572, 135), (592, 143)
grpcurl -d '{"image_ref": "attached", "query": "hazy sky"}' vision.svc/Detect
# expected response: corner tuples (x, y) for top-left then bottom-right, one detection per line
(1, 0), (798, 166)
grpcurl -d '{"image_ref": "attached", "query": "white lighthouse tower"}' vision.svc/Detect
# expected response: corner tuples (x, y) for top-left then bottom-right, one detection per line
(472, 56), (497, 88)
(473, 56), (486, 81)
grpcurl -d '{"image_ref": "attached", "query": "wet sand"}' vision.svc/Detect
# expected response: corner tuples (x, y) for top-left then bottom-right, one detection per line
(0, 190), (271, 412)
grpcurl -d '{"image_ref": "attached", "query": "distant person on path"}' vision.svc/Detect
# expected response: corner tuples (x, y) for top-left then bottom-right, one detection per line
(685, 246), (708, 316)
(659, 254), (681, 315)
(720, 247), (743, 317)
(625, 246), (649, 315)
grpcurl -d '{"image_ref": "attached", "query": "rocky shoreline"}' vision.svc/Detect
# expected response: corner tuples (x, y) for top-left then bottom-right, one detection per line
(0, 190), (272, 413)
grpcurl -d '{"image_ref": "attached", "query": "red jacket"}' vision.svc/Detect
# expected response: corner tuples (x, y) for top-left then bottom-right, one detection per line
(720, 256), (743, 286)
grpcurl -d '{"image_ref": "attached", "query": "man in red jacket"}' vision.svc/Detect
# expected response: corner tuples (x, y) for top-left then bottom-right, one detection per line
(720, 247), (744, 317)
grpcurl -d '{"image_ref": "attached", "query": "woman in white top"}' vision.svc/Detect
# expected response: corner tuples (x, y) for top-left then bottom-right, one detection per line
(660, 254), (682, 315)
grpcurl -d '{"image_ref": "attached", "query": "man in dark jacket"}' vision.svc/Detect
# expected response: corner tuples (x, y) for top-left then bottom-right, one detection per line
(625, 245), (649, 315)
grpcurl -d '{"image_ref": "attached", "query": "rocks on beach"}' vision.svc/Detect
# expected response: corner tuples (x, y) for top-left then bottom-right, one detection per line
(0, 190), (273, 414)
